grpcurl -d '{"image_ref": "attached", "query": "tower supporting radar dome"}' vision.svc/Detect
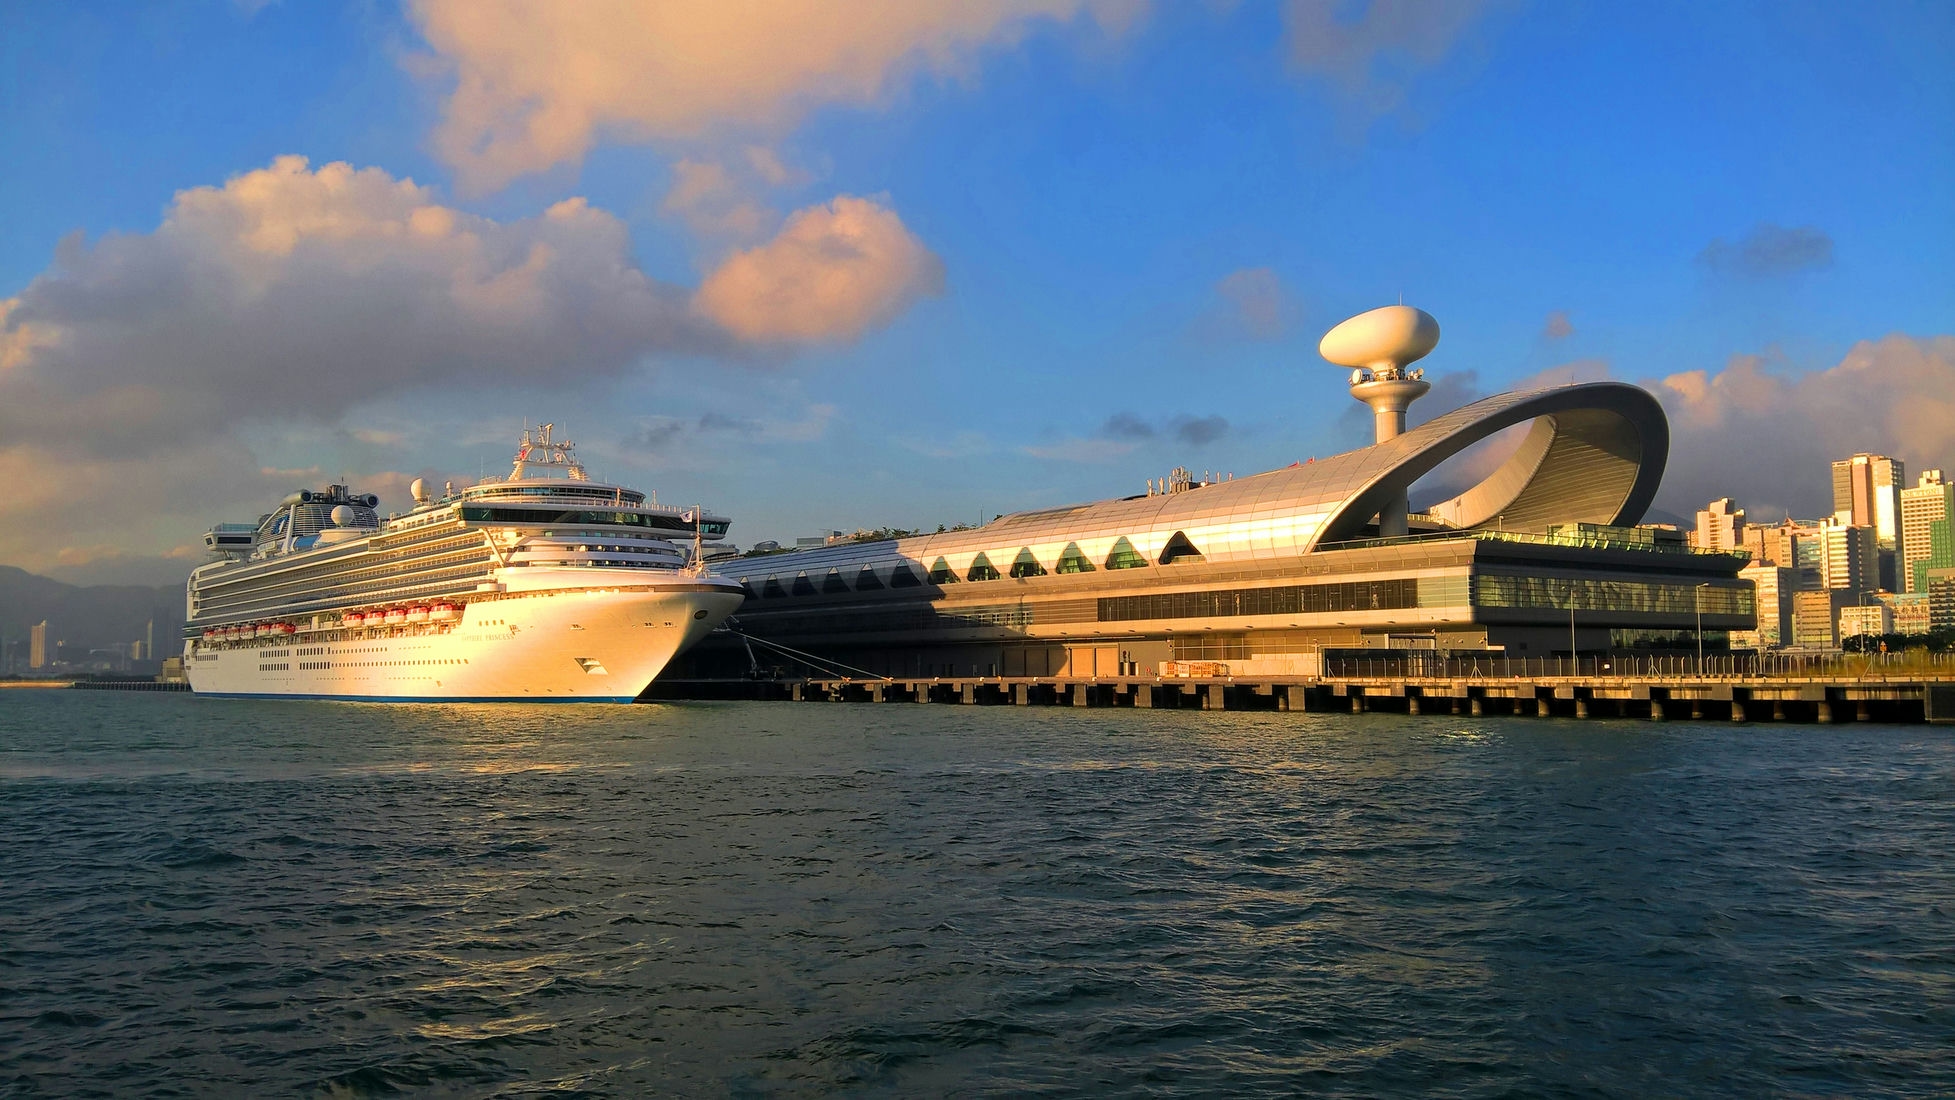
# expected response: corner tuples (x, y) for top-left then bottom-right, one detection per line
(1320, 305), (1442, 536)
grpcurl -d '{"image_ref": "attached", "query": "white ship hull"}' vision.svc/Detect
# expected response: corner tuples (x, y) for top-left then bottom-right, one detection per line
(185, 579), (742, 702)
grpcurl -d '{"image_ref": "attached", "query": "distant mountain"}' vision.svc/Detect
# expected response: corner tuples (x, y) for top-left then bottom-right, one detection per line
(0, 566), (185, 654)
(41, 555), (196, 588)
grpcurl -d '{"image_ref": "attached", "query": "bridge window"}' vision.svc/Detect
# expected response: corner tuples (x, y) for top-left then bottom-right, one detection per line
(791, 574), (818, 597)
(967, 553), (1000, 582)
(855, 566), (884, 590)
(822, 570), (850, 594)
(761, 577), (786, 598)
(928, 558), (959, 584)
(889, 564), (922, 588)
(1105, 537), (1148, 570)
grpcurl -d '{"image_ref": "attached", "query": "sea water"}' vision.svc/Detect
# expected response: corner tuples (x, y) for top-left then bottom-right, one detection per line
(1, 692), (1950, 1096)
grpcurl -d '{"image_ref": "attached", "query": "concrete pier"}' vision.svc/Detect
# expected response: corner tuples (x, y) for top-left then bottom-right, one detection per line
(646, 671), (1955, 724)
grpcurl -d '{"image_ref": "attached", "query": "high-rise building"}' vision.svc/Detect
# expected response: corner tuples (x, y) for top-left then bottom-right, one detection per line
(1838, 602), (1892, 640)
(1792, 589), (1849, 648)
(1833, 453), (1905, 587)
(1927, 575), (1955, 631)
(1736, 563), (1793, 648)
(1743, 520), (1824, 591)
(1877, 591), (1932, 636)
(1833, 453), (1905, 541)
(1694, 497), (1746, 551)
(1901, 469), (1952, 594)
(29, 620), (49, 670)
(1819, 520), (1879, 599)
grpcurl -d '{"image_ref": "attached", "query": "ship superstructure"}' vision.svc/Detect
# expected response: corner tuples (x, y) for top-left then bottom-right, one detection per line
(183, 425), (745, 701)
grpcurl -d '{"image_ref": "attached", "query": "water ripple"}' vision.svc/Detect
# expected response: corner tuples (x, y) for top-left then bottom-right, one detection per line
(0, 693), (1950, 1096)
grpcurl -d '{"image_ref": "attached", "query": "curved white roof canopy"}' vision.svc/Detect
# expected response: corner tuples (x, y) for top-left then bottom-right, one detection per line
(718, 381), (1669, 582)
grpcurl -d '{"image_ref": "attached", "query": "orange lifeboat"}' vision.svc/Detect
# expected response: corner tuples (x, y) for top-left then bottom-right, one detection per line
(345, 611), (366, 627)
(273, 622), (296, 636)
(405, 605), (430, 624)
(383, 608), (408, 625)
(430, 603), (461, 622)
(202, 629), (217, 641)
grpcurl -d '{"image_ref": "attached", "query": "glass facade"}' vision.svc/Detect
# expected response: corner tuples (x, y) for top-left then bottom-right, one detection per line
(1104, 538), (1147, 570)
(1472, 574), (1753, 616)
(1055, 544), (1095, 574)
(1010, 549), (1047, 578)
(1099, 578), (1420, 623)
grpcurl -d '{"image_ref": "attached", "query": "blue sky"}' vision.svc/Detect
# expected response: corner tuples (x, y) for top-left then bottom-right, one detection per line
(2, 0), (1951, 583)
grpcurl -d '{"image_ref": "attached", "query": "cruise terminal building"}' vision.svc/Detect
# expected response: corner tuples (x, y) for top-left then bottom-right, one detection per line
(689, 308), (1754, 680)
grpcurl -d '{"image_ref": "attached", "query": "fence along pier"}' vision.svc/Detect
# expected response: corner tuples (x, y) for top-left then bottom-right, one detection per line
(645, 651), (1955, 724)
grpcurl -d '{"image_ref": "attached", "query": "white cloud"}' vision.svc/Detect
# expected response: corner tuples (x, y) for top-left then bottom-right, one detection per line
(408, 0), (1129, 193)
(0, 157), (941, 574)
(661, 159), (777, 241)
(0, 156), (718, 460)
(1203, 266), (1300, 340)
(1285, 0), (1494, 118)
(694, 196), (944, 343)
(1649, 335), (1955, 518)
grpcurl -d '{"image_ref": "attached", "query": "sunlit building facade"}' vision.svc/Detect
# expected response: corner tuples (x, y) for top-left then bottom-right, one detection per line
(689, 382), (1754, 678)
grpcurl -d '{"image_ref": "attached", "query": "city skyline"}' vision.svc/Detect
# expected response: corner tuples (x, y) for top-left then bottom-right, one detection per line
(3, 1), (1951, 586)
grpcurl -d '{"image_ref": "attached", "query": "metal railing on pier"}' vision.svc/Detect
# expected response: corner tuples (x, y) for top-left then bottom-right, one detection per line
(1322, 650), (1955, 681)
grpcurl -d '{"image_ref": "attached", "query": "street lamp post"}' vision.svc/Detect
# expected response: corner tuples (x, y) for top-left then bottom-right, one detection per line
(1694, 582), (1709, 671)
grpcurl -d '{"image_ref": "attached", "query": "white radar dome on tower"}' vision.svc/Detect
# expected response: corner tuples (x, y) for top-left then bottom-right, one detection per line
(330, 504), (356, 527)
(1319, 305), (1441, 376)
(410, 478), (430, 503)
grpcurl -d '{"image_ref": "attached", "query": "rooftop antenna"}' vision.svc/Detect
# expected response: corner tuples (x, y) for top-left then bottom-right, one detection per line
(1319, 304), (1441, 537)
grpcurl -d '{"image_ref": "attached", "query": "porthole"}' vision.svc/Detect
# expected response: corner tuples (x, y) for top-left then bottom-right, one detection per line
(693, 609), (708, 620)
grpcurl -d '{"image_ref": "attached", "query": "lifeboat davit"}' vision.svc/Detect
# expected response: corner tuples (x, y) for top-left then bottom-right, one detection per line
(384, 608), (408, 625)
(430, 603), (461, 622)
(405, 606), (430, 624)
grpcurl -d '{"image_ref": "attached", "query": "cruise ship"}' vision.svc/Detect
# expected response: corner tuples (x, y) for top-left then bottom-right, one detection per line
(183, 425), (746, 701)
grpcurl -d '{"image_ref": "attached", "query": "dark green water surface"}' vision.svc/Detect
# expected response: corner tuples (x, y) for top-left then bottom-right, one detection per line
(1, 692), (1950, 1096)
